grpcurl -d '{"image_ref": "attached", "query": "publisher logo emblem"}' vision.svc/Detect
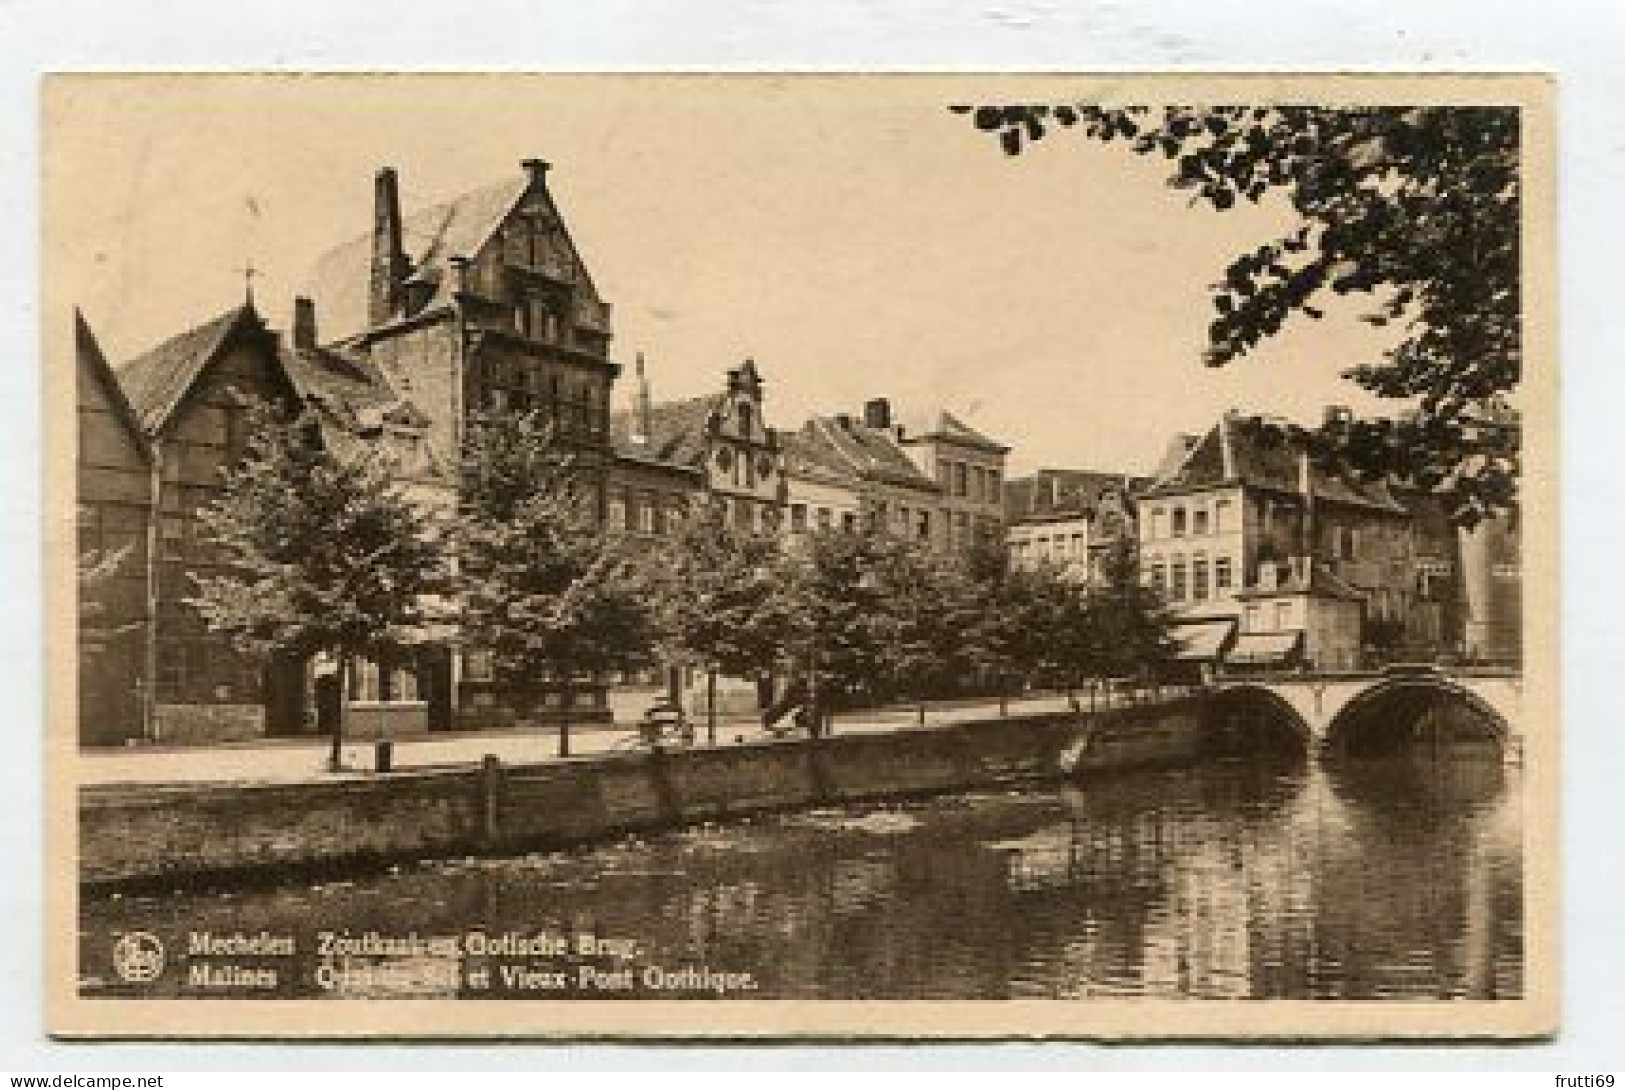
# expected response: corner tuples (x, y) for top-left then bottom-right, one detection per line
(111, 931), (165, 984)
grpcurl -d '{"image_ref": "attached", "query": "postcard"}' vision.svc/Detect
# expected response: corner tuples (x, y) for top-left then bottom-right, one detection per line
(44, 72), (1557, 1038)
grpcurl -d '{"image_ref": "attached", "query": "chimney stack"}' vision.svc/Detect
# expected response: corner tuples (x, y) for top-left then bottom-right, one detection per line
(292, 296), (317, 351)
(1324, 404), (1352, 428)
(632, 352), (653, 445)
(863, 397), (891, 431)
(369, 167), (408, 328)
(448, 255), (471, 296)
(522, 158), (551, 186)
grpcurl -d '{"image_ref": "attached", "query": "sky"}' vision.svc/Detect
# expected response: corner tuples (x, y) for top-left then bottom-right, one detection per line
(45, 74), (1404, 476)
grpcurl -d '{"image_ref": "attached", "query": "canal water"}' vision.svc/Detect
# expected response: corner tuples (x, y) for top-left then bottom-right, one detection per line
(79, 751), (1522, 1001)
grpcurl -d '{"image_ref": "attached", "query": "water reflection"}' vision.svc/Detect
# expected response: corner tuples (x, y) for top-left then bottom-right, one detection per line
(81, 750), (1521, 1001)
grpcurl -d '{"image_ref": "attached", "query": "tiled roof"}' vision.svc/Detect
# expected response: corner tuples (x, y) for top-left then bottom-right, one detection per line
(1145, 411), (1404, 514)
(806, 416), (938, 492)
(76, 309), (150, 459)
(608, 394), (723, 471)
(115, 304), (263, 435)
(1004, 469), (1143, 523)
(305, 175), (530, 343)
(280, 343), (448, 482)
(781, 426), (864, 486)
(898, 408), (1009, 453)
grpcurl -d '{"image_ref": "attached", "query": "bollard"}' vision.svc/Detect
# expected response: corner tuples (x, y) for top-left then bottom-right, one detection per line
(374, 739), (393, 774)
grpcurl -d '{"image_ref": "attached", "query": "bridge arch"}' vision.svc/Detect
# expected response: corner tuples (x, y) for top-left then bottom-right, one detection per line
(1323, 676), (1510, 759)
(1203, 683), (1314, 757)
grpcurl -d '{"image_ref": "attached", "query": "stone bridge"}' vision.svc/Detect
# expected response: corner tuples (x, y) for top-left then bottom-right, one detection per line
(1210, 667), (1522, 759)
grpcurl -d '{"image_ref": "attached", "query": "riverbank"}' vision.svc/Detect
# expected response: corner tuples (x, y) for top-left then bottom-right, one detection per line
(79, 697), (1208, 888)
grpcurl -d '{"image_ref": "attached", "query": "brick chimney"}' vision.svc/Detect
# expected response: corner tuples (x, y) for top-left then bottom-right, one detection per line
(863, 397), (891, 430)
(292, 296), (317, 351)
(632, 352), (653, 445)
(369, 167), (409, 328)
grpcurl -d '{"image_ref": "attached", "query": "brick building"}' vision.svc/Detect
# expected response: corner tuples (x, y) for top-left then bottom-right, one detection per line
(305, 159), (623, 728)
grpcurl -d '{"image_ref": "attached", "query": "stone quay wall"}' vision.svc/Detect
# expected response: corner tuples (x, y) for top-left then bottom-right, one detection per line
(80, 698), (1208, 887)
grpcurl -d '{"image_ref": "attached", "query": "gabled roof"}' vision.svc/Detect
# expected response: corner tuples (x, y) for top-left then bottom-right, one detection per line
(1004, 469), (1146, 523)
(804, 415), (938, 492)
(898, 408), (1009, 454)
(305, 175), (531, 344)
(280, 341), (448, 483)
(1145, 411), (1404, 514)
(115, 303), (267, 435)
(607, 394), (723, 471)
(781, 426), (864, 487)
(75, 309), (150, 461)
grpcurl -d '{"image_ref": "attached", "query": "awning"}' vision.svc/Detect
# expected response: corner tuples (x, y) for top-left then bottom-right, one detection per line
(1172, 618), (1236, 662)
(1226, 630), (1304, 666)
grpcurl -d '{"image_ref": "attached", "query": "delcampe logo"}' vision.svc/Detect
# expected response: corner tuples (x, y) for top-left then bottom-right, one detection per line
(110, 931), (165, 984)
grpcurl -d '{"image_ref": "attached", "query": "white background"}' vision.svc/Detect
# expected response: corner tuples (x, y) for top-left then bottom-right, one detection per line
(1, 0), (1620, 1072)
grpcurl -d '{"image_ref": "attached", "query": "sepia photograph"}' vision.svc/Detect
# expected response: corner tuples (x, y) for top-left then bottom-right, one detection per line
(42, 73), (1557, 1038)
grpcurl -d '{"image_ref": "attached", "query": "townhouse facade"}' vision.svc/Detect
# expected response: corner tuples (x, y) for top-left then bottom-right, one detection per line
(1139, 409), (1420, 676)
(1005, 469), (1144, 583)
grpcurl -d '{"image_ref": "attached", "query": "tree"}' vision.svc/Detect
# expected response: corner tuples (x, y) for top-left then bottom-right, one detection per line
(777, 528), (898, 732)
(1088, 533), (1178, 689)
(650, 501), (798, 742)
(458, 411), (655, 757)
(955, 103), (1520, 526)
(190, 401), (450, 771)
(865, 536), (981, 723)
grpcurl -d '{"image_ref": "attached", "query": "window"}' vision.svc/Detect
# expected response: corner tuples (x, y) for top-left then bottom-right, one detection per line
(1170, 557), (1188, 600)
(1275, 602), (1292, 631)
(1214, 556), (1234, 592)
(638, 493), (656, 535)
(954, 462), (969, 498)
(917, 509), (931, 541)
(1246, 604), (1262, 633)
(607, 494), (627, 532)
(1214, 498), (1233, 534)
(1193, 507), (1210, 536)
(988, 468), (1001, 502)
(1149, 560), (1167, 593)
(1192, 556), (1209, 600)
(816, 507), (833, 531)
(971, 466), (985, 502)
(791, 504), (807, 533)
(1071, 533), (1086, 556)
(1171, 506), (1187, 537)
(1150, 507), (1166, 540)
(737, 402), (754, 438)
(841, 511), (857, 532)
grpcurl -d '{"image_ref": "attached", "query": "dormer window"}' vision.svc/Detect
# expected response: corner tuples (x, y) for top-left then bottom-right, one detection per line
(737, 402), (754, 438)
